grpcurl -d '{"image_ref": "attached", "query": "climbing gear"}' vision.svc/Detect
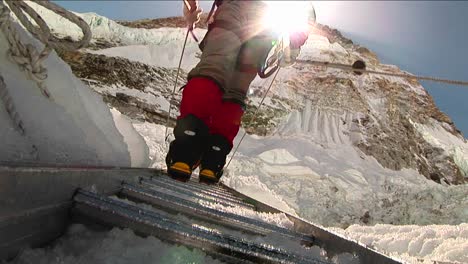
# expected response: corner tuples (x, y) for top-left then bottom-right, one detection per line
(183, 0), (202, 30)
(205, 0), (223, 26)
(164, 13), (192, 143)
(182, 0), (201, 42)
(166, 114), (209, 182)
(258, 37), (286, 78)
(165, 0), (206, 143)
(0, 0), (91, 135)
(232, 33), (280, 80)
(199, 134), (232, 184)
(258, 1), (315, 76)
(226, 55), (468, 172)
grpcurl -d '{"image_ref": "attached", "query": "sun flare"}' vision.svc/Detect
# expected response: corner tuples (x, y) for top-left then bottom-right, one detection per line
(262, 1), (316, 38)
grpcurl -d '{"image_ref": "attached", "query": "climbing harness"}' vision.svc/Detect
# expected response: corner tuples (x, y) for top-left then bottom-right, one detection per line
(0, 0), (91, 135)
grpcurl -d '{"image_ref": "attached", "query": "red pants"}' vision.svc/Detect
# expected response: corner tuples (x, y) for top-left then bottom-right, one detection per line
(178, 77), (244, 146)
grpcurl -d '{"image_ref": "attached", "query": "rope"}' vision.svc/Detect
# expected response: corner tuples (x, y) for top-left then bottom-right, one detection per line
(225, 67), (281, 171)
(0, 73), (24, 134)
(0, 0), (91, 134)
(164, 1), (199, 143)
(224, 49), (468, 174)
(182, 0), (199, 43)
(296, 60), (468, 86)
(164, 29), (190, 144)
(225, 38), (286, 171)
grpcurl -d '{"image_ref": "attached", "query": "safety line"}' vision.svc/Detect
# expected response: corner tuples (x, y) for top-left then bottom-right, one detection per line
(297, 60), (468, 86)
(225, 67), (281, 171)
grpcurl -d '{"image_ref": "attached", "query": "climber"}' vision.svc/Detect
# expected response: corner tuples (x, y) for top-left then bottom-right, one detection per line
(166, 0), (316, 184)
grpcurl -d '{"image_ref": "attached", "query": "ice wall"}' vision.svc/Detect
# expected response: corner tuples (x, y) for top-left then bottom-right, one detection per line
(0, 20), (149, 167)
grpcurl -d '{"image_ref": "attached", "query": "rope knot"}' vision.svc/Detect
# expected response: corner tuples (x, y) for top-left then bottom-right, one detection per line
(0, 0), (91, 135)
(0, 0), (91, 95)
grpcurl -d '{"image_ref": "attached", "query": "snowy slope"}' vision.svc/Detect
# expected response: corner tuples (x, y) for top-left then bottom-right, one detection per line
(10, 3), (468, 264)
(90, 42), (202, 71)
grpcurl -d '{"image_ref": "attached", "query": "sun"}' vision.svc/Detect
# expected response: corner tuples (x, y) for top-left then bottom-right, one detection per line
(261, 1), (316, 38)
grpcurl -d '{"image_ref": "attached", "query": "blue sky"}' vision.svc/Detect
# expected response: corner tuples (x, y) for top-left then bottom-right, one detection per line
(55, 1), (468, 136)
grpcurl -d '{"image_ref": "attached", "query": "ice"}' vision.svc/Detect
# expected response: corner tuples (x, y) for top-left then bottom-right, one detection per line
(333, 224), (468, 263)
(412, 120), (468, 178)
(258, 148), (300, 164)
(131, 122), (170, 169)
(110, 109), (150, 167)
(0, 19), (148, 167)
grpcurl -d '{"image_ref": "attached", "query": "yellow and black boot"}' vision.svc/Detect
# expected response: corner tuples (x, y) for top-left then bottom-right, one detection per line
(166, 114), (209, 182)
(199, 134), (232, 184)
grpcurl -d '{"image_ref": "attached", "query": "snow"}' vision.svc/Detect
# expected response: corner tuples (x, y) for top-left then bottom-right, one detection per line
(276, 107), (357, 145)
(94, 83), (171, 114)
(299, 34), (349, 61)
(131, 121), (468, 263)
(0, 18), (148, 167)
(258, 148), (300, 164)
(333, 224), (468, 263)
(11, 224), (223, 264)
(90, 41), (202, 72)
(132, 122), (170, 169)
(412, 120), (468, 178)
(110, 109), (150, 167)
(6, 5), (468, 264)
(27, 1), (203, 71)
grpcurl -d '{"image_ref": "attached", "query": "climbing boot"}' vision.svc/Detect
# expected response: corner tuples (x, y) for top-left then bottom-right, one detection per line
(199, 134), (232, 184)
(166, 114), (208, 182)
